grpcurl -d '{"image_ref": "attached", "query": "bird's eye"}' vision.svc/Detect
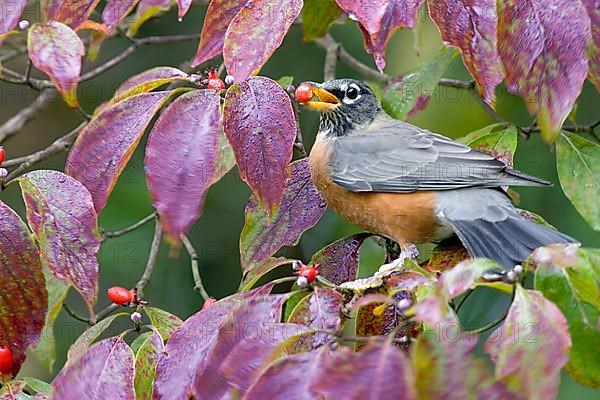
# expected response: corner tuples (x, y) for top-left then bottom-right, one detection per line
(346, 86), (359, 100)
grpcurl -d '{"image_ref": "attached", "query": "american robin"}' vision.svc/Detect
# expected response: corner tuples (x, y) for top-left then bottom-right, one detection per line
(300, 79), (577, 271)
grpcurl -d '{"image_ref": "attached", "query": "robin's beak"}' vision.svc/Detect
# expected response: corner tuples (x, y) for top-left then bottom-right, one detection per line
(302, 85), (340, 111)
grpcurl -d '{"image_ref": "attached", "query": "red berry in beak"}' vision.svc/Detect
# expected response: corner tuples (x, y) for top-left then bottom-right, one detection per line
(107, 286), (134, 305)
(0, 345), (14, 375)
(294, 84), (313, 103)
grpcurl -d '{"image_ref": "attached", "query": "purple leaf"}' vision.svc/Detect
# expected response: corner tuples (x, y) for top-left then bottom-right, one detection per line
(143, 306), (183, 341)
(497, 0), (592, 143)
(153, 284), (274, 399)
(386, 271), (432, 291)
(66, 313), (128, 366)
(224, 76), (297, 213)
(288, 287), (343, 351)
(128, 0), (173, 36)
(583, 0), (600, 91)
(414, 336), (517, 399)
(145, 89), (221, 241)
(176, 0), (192, 19)
(220, 322), (310, 395)
(485, 285), (571, 399)
(66, 91), (175, 213)
(311, 341), (417, 399)
(0, 0), (26, 35)
(239, 158), (327, 271)
(42, 0), (100, 29)
(0, 200), (47, 376)
(438, 258), (503, 299)
(310, 233), (371, 285)
(223, 0), (303, 81)
(335, 0), (424, 71)
(245, 348), (330, 399)
(53, 337), (135, 399)
(134, 330), (163, 400)
(192, 0), (248, 66)
(102, 0), (140, 33)
(18, 170), (100, 315)
(28, 22), (84, 107)
(428, 0), (504, 105)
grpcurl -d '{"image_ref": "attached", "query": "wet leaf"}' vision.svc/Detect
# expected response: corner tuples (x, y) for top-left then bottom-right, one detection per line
(245, 349), (329, 399)
(0, 0), (26, 36)
(428, 0), (504, 105)
(53, 337), (135, 399)
(534, 248), (600, 388)
(176, 0), (191, 19)
(496, 0), (592, 142)
(28, 22), (84, 107)
(438, 258), (503, 299)
(382, 47), (457, 120)
(459, 123), (517, 166)
(66, 313), (128, 366)
(309, 233), (370, 285)
(556, 131), (600, 231)
(127, 0), (173, 37)
(192, 0), (248, 66)
(224, 76), (298, 213)
(143, 307), (183, 341)
(134, 330), (163, 400)
(302, 0), (343, 41)
(145, 89), (221, 241)
(66, 91), (175, 213)
(18, 170), (100, 315)
(223, 0), (303, 82)
(103, 0), (139, 33)
(310, 341), (417, 399)
(485, 285), (571, 399)
(239, 159), (327, 272)
(42, 0), (100, 29)
(335, 0), (424, 71)
(583, 0), (600, 91)
(0, 200), (47, 376)
(288, 287), (343, 351)
(153, 285), (274, 399)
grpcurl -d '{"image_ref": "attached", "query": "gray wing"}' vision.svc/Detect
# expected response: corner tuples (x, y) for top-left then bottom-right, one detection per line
(330, 118), (549, 192)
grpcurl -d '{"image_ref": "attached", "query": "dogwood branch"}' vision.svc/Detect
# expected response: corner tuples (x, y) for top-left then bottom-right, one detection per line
(181, 234), (211, 301)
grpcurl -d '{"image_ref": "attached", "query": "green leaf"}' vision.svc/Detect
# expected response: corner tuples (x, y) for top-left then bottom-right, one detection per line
(276, 76), (294, 88)
(239, 257), (293, 291)
(556, 131), (600, 231)
(459, 123), (518, 166)
(301, 0), (342, 41)
(143, 307), (183, 340)
(534, 248), (600, 388)
(382, 47), (457, 120)
(22, 377), (51, 395)
(134, 330), (164, 400)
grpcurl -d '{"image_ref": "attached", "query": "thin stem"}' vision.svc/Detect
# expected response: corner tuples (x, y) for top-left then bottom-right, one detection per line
(135, 217), (162, 297)
(94, 304), (119, 323)
(62, 303), (92, 325)
(181, 234), (211, 301)
(102, 212), (157, 240)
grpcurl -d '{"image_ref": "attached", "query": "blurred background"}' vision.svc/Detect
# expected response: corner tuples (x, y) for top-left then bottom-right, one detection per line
(1, 4), (598, 397)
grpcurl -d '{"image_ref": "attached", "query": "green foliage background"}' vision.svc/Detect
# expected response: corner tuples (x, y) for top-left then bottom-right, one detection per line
(1, 7), (598, 397)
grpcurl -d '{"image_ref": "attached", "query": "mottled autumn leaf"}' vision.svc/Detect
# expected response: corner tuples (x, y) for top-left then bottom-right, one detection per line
(102, 0), (140, 33)
(309, 233), (371, 285)
(42, 0), (101, 29)
(134, 330), (163, 400)
(302, 0), (343, 41)
(582, 0), (600, 91)
(459, 123), (517, 166)
(0, 0), (26, 36)
(143, 307), (183, 341)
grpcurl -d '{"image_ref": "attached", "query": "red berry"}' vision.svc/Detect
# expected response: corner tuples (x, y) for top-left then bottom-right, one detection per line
(207, 70), (219, 80)
(202, 297), (218, 309)
(0, 345), (13, 375)
(295, 84), (313, 103)
(0, 146), (5, 166)
(298, 264), (319, 283)
(207, 78), (225, 90)
(107, 286), (134, 305)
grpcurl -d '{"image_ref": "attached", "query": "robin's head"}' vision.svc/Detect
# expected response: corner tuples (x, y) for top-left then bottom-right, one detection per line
(299, 79), (381, 137)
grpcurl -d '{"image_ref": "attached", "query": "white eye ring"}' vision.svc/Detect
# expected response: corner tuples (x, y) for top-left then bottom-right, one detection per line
(343, 83), (361, 104)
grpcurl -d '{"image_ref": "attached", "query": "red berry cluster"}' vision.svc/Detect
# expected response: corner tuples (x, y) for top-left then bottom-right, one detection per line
(0, 146), (5, 166)
(0, 345), (13, 376)
(206, 70), (225, 90)
(293, 261), (319, 287)
(107, 286), (136, 305)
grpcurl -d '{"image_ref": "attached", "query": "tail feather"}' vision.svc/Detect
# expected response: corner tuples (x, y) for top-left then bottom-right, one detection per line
(448, 215), (577, 269)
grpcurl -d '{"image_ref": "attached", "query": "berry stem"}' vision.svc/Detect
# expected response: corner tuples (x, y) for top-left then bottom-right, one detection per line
(135, 216), (162, 298)
(181, 234), (211, 301)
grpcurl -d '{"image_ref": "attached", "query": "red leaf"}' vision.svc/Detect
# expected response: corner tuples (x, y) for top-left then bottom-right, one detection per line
(18, 170), (100, 315)
(27, 22), (84, 107)
(428, 0), (504, 105)
(145, 89), (221, 241)
(335, 0), (424, 71)
(0, 201), (47, 376)
(102, 0), (140, 33)
(66, 91), (175, 213)
(583, 0), (600, 92)
(153, 284), (274, 399)
(176, 0), (192, 19)
(42, 0), (101, 29)
(0, 0), (26, 35)
(497, 0), (592, 142)
(192, 0), (247, 66)
(223, 0), (303, 81)
(223, 76), (297, 213)
(53, 337), (135, 399)
(310, 341), (417, 399)
(438, 258), (502, 299)
(485, 285), (571, 399)
(239, 159), (327, 271)
(310, 233), (371, 285)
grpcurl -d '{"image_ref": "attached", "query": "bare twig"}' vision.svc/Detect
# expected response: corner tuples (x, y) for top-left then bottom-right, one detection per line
(0, 89), (57, 143)
(62, 303), (92, 325)
(181, 234), (211, 301)
(102, 212), (158, 240)
(136, 217), (162, 297)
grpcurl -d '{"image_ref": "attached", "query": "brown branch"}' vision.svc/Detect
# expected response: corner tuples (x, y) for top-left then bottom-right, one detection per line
(181, 234), (211, 301)
(136, 217), (162, 298)
(102, 212), (158, 240)
(0, 89), (57, 143)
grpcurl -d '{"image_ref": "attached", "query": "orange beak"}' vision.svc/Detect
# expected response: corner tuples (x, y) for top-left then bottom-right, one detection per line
(303, 85), (340, 111)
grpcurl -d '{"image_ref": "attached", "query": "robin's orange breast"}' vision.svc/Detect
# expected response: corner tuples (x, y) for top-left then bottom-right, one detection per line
(309, 136), (441, 245)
